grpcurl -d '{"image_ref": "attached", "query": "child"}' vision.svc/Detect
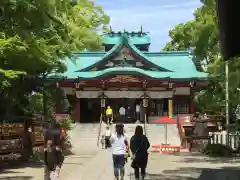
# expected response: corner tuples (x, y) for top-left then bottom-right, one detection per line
(101, 135), (105, 149)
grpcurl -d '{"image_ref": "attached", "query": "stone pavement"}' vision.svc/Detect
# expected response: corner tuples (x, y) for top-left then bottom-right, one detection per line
(60, 150), (240, 180)
(1, 122), (240, 180)
(1, 149), (240, 180)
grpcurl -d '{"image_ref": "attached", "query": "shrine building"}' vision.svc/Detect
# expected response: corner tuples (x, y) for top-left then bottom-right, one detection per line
(53, 30), (208, 123)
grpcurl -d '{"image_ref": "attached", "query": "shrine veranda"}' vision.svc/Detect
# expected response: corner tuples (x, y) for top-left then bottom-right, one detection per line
(50, 30), (208, 123)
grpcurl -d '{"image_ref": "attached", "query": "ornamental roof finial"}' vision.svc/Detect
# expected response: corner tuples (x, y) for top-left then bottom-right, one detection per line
(140, 25), (143, 33)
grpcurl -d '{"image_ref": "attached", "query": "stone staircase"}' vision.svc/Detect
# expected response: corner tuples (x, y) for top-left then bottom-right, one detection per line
(68, 123), (101, 152)
(68, 122), (181, 153)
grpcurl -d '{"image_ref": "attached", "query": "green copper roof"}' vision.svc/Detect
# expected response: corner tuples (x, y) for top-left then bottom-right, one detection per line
(63, 67), (207, 80)
(81, 33), (169, 72)
(103, 32), (150, 45)
(52, 30), (208, 81)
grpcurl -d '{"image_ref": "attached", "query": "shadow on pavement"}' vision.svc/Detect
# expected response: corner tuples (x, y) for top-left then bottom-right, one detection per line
(0, 176), (33, 180)
(0, 160), (43, 174)
(147, 166), (240, 180)
(170, 152), (240, 164)
(173, 155), (240, 164)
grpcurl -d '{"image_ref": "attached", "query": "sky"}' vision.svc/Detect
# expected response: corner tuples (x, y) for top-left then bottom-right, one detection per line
(96, 0), (202, 51)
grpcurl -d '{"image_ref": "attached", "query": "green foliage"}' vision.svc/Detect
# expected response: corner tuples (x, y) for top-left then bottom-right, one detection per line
(163, 0), (240, 114)
(59, 117), (72, 131)
(25, 93), (44, 115)
(0, 0), (109, 118)
(202, 143), (236, 157)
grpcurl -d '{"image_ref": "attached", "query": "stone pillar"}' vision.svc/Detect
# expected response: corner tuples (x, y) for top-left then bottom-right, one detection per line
(168, 98), (173, 118)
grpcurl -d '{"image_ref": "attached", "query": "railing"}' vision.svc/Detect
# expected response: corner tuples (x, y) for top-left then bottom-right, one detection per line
(97, 114), (103, 147)
(176, 116), (185, 147)
(209, 131), (239, 150)
(176, 114), (193, 148)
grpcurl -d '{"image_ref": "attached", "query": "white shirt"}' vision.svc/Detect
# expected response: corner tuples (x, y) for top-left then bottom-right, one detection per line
(105, 129), (111, 136)
(119, 107), (126, 115)
(110, 133), (127, 155)
(136, 104), (140, 112)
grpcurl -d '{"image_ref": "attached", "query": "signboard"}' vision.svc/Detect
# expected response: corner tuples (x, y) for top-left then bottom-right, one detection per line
(168, 99), (173, 118)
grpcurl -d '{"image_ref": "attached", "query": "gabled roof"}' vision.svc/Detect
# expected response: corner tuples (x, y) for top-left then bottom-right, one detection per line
(80, 33), (170, 72)
(55, 31), (208, 81)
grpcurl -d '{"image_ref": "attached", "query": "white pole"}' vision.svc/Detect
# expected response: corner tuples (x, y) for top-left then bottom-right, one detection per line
(225, 61), (229, 146)
(164, 123), (168, 144)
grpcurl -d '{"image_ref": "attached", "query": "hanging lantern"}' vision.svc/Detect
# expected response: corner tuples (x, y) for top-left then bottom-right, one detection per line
(142, 98), (148, 108)
(75, 82), (80, 89)
(190, 81), (196, 88)
(141, 93), (150, 108)
(168, 81), (173, 89)
(101, 99), (106, 108)
(142, 81), (147, 89)
(99, 92), (108, 108)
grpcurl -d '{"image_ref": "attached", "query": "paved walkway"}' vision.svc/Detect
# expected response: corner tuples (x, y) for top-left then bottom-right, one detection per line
(60, 150), (240, 180)
(1, 150), (240, 179)
(1, 122), (240, 180)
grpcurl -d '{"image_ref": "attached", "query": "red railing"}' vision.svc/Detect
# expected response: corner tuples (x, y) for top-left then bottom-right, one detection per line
(176, 114), (193, 149)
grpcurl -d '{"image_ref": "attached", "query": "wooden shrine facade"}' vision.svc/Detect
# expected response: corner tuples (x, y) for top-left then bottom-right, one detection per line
(56, 74), (207, 123)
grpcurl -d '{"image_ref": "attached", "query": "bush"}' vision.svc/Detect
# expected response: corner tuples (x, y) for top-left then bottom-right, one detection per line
(59, 117), (72, 131)
(202, 143), (236, 157)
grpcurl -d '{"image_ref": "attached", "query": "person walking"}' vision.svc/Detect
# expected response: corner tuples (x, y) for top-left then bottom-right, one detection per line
(130, 125), (150, 180)
(106, 106), (113, 124)
(119, 105), (126, 122)
(44, 135), (64, 180)
(135, 104), (140, 122)
(105, 126), (111, 148)
(110, 124), (129, 180)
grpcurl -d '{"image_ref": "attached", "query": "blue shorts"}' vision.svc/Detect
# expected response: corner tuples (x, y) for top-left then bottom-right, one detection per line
(112, 154), (125, 168)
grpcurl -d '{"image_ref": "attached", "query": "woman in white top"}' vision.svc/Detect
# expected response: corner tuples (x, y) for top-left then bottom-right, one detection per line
(110, 124), (129, 180)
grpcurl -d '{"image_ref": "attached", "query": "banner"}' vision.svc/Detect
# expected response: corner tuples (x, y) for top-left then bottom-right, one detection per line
(168, 99), (173, 118)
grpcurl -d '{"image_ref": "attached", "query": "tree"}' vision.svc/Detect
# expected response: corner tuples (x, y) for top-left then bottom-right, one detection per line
(163, 0), (240, 115)
(0, 0), (109, 118)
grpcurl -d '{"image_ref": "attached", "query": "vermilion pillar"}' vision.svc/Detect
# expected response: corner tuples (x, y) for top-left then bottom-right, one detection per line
(56, 103), (61, 114)
(189, 92), (195, 114)
(74, 99), (80, 122)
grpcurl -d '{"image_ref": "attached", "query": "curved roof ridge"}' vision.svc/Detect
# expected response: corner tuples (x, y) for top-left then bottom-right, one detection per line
(144, 51), (190, 56)
(63, 66), (208, 80)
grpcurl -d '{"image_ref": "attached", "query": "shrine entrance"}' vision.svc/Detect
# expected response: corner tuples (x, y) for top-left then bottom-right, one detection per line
(107, 98), (142, 123)
(76, 90), (174, 123)
(80, 98), (101, 123)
